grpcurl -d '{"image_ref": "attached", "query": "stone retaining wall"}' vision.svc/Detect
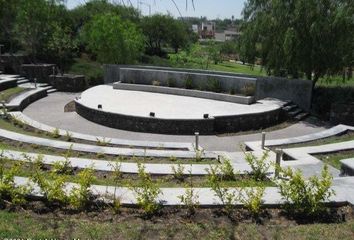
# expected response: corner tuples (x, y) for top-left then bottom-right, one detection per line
(49, 74), (86, 92)
(104, 65), (313, 111)
(0, 79), (17, 91)
(113, 82), (254, 105)
(75, 100), (284, 135)
(330, 103), (354, 125)
(21, 64), (56, 83)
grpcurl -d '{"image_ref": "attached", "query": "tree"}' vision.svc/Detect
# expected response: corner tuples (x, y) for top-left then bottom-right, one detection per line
(81, 13), (144, 64)
(240, 0), (354, 85)
(46, 24), (77, 73)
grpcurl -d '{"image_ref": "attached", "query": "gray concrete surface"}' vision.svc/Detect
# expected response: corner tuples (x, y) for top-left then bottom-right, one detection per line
(23, 92), (328, 151)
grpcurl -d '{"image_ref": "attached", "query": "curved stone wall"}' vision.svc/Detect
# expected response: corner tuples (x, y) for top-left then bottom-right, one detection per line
(75, 100), (284, 135)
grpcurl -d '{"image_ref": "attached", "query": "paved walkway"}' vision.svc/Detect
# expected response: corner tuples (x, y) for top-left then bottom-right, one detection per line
(3, 149), (253, 175)
(13, 176), (354, 205)
(23, 92), (328, 151)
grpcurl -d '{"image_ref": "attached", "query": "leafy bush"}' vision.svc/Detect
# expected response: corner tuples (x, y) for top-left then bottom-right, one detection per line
(206, 78), (222, 93)
(96, 137), (111, 146)
(241, 83), (256, 96)
(30, 157), (69, 205)
(244, 150), (271, 181)
(206, 165), (238, 215)
(131, 162), (161, 216)
(69, 167), (96, 210)
(184, 75), (194, 89)
(178, 187), (199, 215)
(52, 158), (73, 175)
(51, 128), (60, 138)
(171, 163), (185, 182)
(65, 131), (73, 142)
(219, 156), (236, 181)
(278, 164), (334, 217)
(0, 159), (29, 205)
(239, 187), (265, 217)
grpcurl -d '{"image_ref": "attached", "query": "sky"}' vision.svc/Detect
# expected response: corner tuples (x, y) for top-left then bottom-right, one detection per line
(66, 0), (247, 19)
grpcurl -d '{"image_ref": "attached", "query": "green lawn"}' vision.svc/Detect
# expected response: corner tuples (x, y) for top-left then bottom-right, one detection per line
(0, 87), (27, 102)
(316, 150), (354, 169)
(208, 61), (266, 76)
(0, 210), (353, 239)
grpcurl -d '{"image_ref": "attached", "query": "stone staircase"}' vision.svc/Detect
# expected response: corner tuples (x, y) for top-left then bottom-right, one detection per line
(282, 101), (309, 121)
(12, 75), (57, 94)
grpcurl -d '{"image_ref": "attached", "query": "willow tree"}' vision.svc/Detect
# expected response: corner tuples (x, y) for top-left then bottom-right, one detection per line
(239, 0), (354, 85)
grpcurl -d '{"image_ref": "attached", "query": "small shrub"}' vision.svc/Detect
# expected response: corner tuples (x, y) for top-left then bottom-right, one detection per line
(184, 75), (194, 89)
(96, 137), (111, 146)
(219, 156), (236, 181)
(239, 187), (265, 217)
(206, 164), (238, 215)
(65, 131), (73, 142)
(278, 164), (334, 217)
(167, 78), (176, 87)
(241, 83), (256, 96)
(169, 156), (177, 162)
(0, 159), (29, 205)
(178, 187), (199, 215)
(195, 148), (205, 162)
(171, 163), (185, 182)
(131, 162), (161, 216)
(51, 128), (61, 138)
(69, 167), (96, 210)
(152, 80), (160, 86)
(244, 150), (271, 181)
(52, 158), (73, 175)
(206, 78), (222, 93)
(30, 157), (69, 205)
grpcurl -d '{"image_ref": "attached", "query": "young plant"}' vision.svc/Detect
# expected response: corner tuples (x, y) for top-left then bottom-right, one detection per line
(69, 167), (96, 210)
(131, 162), (161, 216)
(30, 156), (69, 205)
(184, 75), (194, 89)
(195, 148), (205, 162)
(65, 131), (73, 142)
(219, 156), (236, 181)
(52, 158), (73, 175)
(51, 128), (61, 138)
(96, 137), (111, 146)
(178, 187), (200, 216)
(0, 159), (29, 205)
(171, 163), (185, 182)
(178, 166), (199, 215)
(206, 164), (238, 215)
(278, 164), (334, 217)
(239, 187), (265, 217)
(244, 150), (271, 181)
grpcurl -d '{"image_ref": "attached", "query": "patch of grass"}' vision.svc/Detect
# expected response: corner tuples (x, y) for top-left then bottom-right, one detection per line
(0, 87), (27, 102)
(0, 210), (353, 239)
(315, 150), (354, 169)
(317, 75), (354, 87)
(275, 131), (354, 149)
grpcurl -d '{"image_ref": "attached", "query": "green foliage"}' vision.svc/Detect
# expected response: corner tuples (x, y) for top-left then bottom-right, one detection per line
(206, 78), (222, 93)
(51, 128), (60, 138)
(167, 78), (177, 87)
(30, 155), (69, 205)
(184, 75), (194, 89)
(240, 0), (354, 83)
(96, 137), (111, 146)
(64, 131), (73, 142)
(81, 13), (144, 64)
(206, 165), (238, 215)
(239, 187), (265, 216)
(278, 164), (334, 216)
(69, 167), (96, 210)
(195, 148), (205, 162)
(171, 163), (185, 182)
(241, 83), (256, 96)
(52, 158), (73, 175)
(178, 187), (199, 215)
(244, 150), (271, 181)
(0, 157), (29, 205)
(219, 157), (236, 181)
(131, 162), (161, 216)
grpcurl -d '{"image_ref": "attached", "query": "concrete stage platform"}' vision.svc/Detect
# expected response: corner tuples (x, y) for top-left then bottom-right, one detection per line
(75, 85), (286, 135)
